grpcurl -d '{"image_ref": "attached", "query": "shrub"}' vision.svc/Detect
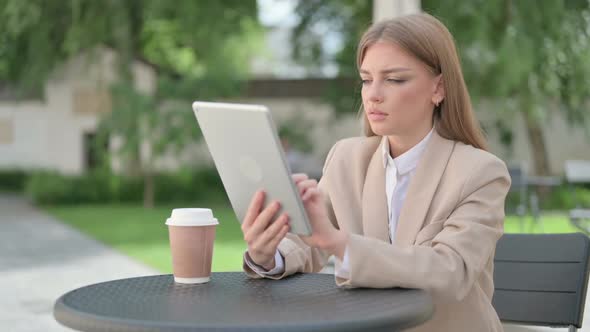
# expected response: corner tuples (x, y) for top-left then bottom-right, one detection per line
(25, 171), (76, 204)
(505, 183), (590, 213)
(0, 169), (29, 192)
(25, 170), (113, 204)
(154, 168), (225, 203)
(20, 168), (590, 209)
(24, 168), (226, 205)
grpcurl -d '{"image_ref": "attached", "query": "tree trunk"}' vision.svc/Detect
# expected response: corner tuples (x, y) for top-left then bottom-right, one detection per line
(522, 109), (551, 176)
(143, 171), (155, 209)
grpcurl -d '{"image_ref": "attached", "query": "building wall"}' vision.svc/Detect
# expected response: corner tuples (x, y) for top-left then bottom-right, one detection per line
(0, 48), (157, 175)
(0, 101), (50, 170)
(0, 52), (587, 176)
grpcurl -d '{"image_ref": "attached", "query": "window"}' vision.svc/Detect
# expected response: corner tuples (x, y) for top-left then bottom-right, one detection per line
(73, 89), (112, 115)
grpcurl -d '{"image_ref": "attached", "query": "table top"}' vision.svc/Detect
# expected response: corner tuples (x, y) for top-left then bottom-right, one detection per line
(54, 272), (433, 332)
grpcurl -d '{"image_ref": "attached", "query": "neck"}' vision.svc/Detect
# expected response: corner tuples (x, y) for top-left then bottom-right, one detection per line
(387, 121), (433, 158)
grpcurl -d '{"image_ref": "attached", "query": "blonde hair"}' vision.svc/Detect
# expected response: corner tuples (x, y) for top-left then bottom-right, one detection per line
(357, 13), (488, 151)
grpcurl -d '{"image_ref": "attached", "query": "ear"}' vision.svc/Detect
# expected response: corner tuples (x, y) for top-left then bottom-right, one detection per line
(431, 74), (445, 106)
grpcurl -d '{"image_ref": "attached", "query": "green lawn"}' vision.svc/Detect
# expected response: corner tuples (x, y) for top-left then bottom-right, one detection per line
(45, 202), (582, 273)
(45, 200), (245, 273)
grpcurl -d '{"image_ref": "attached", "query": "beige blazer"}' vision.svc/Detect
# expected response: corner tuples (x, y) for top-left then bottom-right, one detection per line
(243, 129), (511, 332)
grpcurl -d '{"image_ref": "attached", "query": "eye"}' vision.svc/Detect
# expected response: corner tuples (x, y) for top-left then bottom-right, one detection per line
(360, 79), (372, 85)
(386, 78), (407, 84)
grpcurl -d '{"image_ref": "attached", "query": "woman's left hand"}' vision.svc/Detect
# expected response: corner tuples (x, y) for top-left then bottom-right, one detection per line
(292, 173), (348, 259)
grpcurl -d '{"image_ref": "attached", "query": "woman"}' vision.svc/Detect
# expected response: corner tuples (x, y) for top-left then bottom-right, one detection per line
(241, 13), (510, 332)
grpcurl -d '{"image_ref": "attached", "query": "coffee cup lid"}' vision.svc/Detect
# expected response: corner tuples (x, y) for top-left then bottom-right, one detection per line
(165, 208), (219, 226)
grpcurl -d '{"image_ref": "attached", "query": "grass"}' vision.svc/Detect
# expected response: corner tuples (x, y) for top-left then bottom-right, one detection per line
(45, 199), (245, 273)
(44, 201), (583, 274)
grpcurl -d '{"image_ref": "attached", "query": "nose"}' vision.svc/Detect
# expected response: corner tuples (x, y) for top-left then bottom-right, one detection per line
(365, 81), (384, 104)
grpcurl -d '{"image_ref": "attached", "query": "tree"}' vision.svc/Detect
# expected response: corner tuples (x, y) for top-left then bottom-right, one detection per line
(425, 0), (590, 176)
(292, 0), (590, 175)
(0, 0), (260, 92)
(0, 0), (262, 207)
(292, 0), (372, 117)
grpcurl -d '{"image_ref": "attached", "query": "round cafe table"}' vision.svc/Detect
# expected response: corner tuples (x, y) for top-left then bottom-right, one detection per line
(54, 272), (434, 332)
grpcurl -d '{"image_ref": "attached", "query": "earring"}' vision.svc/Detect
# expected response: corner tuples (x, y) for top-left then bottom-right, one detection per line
(434, 99), (440, 107)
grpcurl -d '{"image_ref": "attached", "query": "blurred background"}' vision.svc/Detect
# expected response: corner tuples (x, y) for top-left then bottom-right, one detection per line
(0, 0), (589, 330)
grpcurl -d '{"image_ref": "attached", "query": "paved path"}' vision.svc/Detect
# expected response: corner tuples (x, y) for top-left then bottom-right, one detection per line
(0, 194), (158, 332)
(0, 193), (587, 331)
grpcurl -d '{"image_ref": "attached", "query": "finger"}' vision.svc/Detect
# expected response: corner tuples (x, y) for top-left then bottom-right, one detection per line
(242, 190), (265, 230)
(268, 224), (290, 249)
(296, 179), (318, 195)
(292, 173), (309, 184)
(248, 200), (282, 236)
(257, 213), (289, 245)
(302, 187), (320, 201)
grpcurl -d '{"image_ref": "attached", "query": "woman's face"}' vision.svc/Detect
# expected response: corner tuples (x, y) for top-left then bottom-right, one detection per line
(360, 41), (443, 137)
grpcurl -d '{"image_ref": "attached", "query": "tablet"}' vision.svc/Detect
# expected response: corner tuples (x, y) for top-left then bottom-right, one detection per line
(192, 101), (312, 236)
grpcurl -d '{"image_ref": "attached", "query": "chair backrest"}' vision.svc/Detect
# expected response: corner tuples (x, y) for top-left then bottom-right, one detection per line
(565, 160), (590, 184)
(493, 233), (590, 328)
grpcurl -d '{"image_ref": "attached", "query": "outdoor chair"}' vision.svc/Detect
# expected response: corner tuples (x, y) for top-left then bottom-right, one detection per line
(565, 160), (590, 235)
(507, 163), (534, 231)
(493, 233), (590, 331)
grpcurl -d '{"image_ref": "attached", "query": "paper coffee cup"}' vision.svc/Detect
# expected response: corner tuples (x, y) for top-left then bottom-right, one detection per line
(166, 208), (218, 284)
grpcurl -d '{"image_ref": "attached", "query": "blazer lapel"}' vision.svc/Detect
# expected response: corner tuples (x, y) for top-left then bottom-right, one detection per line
(361, 137), (390, 243)
(394, 130), (455, 246)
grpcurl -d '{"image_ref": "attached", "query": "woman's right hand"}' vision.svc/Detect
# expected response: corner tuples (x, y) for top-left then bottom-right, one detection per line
(242, 190), (291, 271)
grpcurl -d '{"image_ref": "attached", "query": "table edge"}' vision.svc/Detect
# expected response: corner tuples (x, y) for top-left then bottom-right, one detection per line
(53, 273), (435, 332)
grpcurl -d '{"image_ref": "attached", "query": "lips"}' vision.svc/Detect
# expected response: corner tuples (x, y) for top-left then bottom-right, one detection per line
(367, 110), (388, 121)
(368, 110), (387, 116)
